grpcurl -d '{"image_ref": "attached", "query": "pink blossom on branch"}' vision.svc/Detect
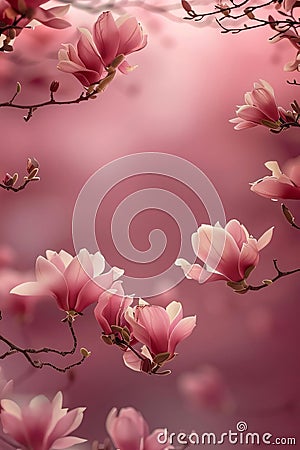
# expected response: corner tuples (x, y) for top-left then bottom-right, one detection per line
(123, 300), (196, 373)
(106, 407), (173, 450)
(4, 0), (71, 29)
(94, 284), (133, 337)
(10, 248), (124, 316)
(229, 80), (283, 130)
(57, 11), (147, 87)
(176, 219), (273, 291)
(1, 391), (86, 450)
(251, 159), (300, 200)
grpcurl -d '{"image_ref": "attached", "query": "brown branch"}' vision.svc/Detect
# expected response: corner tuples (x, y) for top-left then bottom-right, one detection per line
(0, 314), (87, 372)
(247, 259), (300, 291)
(0, 69), (117, 121)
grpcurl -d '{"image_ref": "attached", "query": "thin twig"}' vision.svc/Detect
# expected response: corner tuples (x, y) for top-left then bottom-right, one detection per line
(247, 259), (300, 291)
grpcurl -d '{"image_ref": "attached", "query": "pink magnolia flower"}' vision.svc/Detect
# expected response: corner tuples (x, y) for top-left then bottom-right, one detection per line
(229, 80), (282, 130)
(1, 391), (86, 450)
(10, 249), (124, 314)
(123, 300), (196, 372)
(176, 219), (273, 289)
(106, 407), (173, 450)
(251, 159), (300, 200)
(57, 11), (147, 87)
(94, 284), (133, 336)
(5, 0), (70, 29)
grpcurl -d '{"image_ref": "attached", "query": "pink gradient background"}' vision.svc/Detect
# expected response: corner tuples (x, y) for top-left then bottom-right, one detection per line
(0, 4), (299, 448)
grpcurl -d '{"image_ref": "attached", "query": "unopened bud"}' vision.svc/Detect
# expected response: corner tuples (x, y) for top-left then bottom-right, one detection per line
(8, 28), (16, 40)
(244, 7), (255, 19)
(281, 203), (295, 225)
(291, 100), (300, 115)
(16, 82), (21, 93)
(262, 279), (273, 285)
(50, 80), (59, 93)
(27, 157), (39, 174)
(102, 335), (113, 345)
(3, 172), (18, 187)
(80, 347), (91, 358)
(182, 0), (192, 12)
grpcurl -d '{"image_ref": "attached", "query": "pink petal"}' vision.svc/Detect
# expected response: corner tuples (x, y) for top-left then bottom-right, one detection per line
(10, 281), (52, 297)
(175, 259), (226, 283)
(117, 16), (146, 55)
(93, 11), (120, 66)
(33, 7), (71, 28)
(250, 178), (300, 200)
(168, 316), (196, 356)
(225, 219), (248, 249)
(136, 305), (170, 355)
(257, 227), (274, 251)
(52, 436), (87, 449)
(238, 241), (259, 279)
(77, 28), (103, 74)
(194, 225), (242, 281)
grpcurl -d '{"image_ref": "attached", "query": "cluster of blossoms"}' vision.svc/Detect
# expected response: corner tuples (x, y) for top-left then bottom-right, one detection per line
(230, 80), (300, 132)
(95, 287), (196, 375)
(9, 248), (196, 374)
(0, 368), (173, 450)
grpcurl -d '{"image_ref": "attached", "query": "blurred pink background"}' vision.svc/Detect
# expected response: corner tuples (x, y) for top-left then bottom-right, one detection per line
(0, 3), (299, 448)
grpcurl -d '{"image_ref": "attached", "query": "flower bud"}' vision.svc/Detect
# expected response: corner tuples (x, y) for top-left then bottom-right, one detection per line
(3, 172), (18, 187)
(244, 7), (255, 19)
(182, 0), (192, 12)
(27, 157), (39, 174)
(80, 347), (91, 358)
(281, 203), (295, 225)
(50, 81), (59, 93)
(16, 82), (21, 94)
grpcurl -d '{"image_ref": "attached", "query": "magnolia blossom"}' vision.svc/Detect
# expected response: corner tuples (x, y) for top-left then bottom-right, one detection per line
(57, 11), (147, 86)
(4, 0), (70, 29)
(1, 391), (86, 450)
(176, 219), (273, 289)
(94, 284), (133, 336)
(106, 407), (173, 450)
(251, 159), (300, 200)
(11, 249), (124, 314)
(229, 80), (282, 130)
(123, 300), (196, 372)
